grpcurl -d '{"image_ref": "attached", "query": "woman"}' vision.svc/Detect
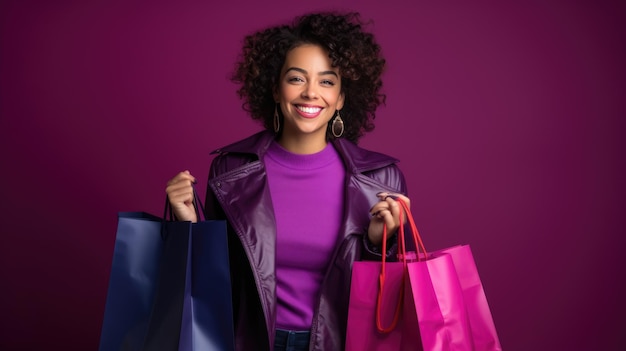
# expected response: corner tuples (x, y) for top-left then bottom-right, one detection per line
(166, 12), (410, 351)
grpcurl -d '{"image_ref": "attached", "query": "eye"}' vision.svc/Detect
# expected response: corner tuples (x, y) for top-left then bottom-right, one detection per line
(321, 79), (336, 86)
(287, 76), (305, 84)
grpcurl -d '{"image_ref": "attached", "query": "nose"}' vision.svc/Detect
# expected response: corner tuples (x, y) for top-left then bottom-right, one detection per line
(301, 83), (318, 99)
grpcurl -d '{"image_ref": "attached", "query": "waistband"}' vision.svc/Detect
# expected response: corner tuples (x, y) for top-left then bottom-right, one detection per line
(274, 329), (311, 351)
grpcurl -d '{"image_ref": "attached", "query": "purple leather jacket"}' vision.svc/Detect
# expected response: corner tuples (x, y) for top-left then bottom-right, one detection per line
(204, 131), (408, 351)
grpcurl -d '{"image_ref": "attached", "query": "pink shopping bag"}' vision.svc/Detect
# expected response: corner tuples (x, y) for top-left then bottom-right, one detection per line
(402, 200), (502, 351)
(406, 252), (473, 350)
(428, 245), (502, 350)
(345, 259), (421, 351)
(345, 199), (421, 351)
(346, 199), (502, 351)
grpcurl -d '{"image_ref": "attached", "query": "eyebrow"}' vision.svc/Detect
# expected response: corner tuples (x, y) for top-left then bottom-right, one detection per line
(285, 67), (338, 77)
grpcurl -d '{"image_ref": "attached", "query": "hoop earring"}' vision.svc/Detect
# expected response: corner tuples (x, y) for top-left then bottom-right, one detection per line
(273, 104), (280, 133)
(331, 110), (344, 138)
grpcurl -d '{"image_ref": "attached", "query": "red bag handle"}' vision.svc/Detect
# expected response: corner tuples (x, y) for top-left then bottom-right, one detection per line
(398, 199), (428, 258)
(375, 198), (428, 333)
(375, 208), (406, 333)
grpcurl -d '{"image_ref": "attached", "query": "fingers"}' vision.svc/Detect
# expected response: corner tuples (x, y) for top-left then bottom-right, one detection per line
(166, 170), (196, 187)
(369, 200), (398, 221)
(166, 171), (195, 195)
(165, 170), (198, 222)
(368, 192), (410, 242)
(369, 192), (409, 218)
(377, 192), (410, 208)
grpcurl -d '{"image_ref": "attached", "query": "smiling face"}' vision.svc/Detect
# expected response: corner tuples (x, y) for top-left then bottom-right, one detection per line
(274, 44), (345, 153)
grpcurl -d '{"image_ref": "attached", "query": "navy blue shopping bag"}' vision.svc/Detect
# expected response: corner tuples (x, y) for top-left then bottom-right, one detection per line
(98, 211), (164, 351)
(99, 192), (234, 351)
(141, 219), (234, 351)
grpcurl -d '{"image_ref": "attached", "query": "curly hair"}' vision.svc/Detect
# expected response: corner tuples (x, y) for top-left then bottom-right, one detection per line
(231, 12), (386, 143)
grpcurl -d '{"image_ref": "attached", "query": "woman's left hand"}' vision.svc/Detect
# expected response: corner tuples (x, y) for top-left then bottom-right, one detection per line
(368, 192), (411, 246)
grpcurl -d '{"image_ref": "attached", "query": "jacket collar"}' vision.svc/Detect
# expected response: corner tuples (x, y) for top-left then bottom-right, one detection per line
(211, 130), (399, 174)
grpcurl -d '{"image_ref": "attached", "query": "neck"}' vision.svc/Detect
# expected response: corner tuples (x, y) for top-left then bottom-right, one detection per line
(277, 134), (328, 154)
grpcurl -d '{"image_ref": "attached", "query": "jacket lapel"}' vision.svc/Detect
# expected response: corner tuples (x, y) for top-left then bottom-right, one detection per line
(332, 138), (402, 239)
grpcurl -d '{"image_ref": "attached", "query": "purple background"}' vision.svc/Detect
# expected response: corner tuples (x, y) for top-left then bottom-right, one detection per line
(1, 0), (625, 350)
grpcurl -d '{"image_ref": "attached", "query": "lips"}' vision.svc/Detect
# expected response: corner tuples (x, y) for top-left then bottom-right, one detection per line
(295, 104), (323, 118)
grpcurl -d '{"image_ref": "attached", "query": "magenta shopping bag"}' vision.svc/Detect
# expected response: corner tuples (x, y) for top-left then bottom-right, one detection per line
(429, 245), (502, 351)
(346, 199), (502, 351)
(345, 205), (421, 351)
(402, 200), (502, 351)
(345, 259), (420, 351)
(406, 252), (473, 350)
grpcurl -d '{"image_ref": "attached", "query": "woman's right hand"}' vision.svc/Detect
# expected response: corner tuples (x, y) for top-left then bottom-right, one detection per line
(165, 170), (198, 223)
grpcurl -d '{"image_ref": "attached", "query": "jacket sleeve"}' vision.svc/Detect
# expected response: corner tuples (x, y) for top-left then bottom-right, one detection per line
(361, 163), (409, 261)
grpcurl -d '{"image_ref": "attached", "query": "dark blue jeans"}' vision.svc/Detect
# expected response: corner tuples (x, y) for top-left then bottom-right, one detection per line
(274, 329), (311, 351)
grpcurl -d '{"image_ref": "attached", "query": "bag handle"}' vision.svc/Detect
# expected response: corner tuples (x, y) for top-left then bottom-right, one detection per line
(397, 199), (428, 259)
(375, 198), (428, 333)
(191, 184), (206, 222)
(375, 203), (407, 333)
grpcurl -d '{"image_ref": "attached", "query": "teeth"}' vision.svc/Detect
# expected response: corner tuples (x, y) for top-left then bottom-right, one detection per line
(297, 105), (322, 113)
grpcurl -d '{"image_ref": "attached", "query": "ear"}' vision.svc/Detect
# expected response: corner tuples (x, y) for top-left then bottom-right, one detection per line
(337, 91), (345, 110)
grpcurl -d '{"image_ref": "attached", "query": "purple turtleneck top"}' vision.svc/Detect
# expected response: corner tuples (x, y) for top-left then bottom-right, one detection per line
(264, 140), (346, 330)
